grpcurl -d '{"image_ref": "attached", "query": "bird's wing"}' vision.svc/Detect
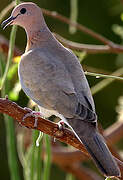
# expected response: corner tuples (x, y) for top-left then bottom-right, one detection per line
(57, 45), (96, 112)
(20, 47), (96, 121)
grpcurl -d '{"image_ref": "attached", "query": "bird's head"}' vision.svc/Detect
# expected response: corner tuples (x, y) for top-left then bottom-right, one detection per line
(1, 2), (44, 30)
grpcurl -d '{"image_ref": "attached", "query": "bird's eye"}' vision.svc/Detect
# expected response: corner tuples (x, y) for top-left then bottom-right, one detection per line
(20, 8), (26, 14)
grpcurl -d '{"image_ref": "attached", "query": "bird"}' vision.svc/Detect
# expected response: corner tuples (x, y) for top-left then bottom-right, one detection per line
(2, 2), (120, 178)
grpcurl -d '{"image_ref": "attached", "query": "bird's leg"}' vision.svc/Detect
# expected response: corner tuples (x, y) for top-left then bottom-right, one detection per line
(57, 120), (65, 130)
(23, 107), (45, 127)
(52, 120), (65, 141)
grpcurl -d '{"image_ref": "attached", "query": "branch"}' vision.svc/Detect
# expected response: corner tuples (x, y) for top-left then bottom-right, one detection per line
(42, 9), (113, 46)
(51, 145), (103, 180)
(61, 163), (103, 180)
(0, 98), (88, 155)
(0, 98), (122, 178)
(42, 8), (123, 53)
(105, 121), (123, 147)
(85, 71), (123, 81)
(91, 67), (123, 95)
(54, 33), (123, 54)
(52, 147), (87, 164)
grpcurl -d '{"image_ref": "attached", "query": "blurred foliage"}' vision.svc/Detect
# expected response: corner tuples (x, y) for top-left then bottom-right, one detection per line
(0, 0), (123, 180)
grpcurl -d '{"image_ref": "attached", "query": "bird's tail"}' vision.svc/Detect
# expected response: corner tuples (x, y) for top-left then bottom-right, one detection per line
(68, 119), (121, 177)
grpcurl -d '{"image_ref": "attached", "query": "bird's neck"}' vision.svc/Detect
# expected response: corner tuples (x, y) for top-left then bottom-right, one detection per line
(25, 25), (53, 52)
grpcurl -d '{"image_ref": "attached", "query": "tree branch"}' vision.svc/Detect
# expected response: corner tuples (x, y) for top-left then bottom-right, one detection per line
(0, 97), (122, 178)
(105, 121), (123, 147)
(42, 9), (114, 46)
(0, 98), (88, 155)
(54, 33), (123, 54)
(60, 163), (103, 180)
(42, 8), (123, 53)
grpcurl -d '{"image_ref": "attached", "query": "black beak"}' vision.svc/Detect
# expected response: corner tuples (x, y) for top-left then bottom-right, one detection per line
(1, 16), (16, 29)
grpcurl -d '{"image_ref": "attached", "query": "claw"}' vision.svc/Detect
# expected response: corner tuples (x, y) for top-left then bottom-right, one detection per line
(57, 120), (65, 130)
(23, 109), (43, 128)
(24, 107), (32, 112)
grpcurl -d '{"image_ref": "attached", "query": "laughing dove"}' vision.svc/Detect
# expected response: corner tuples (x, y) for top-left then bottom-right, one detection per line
(2, 2), (120, 177)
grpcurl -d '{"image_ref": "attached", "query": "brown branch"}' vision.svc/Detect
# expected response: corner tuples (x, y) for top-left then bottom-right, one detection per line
(51, 146), (102, 180)
(54, 33), (123, 54)
(105, 121), (123, 147)
(42, 9), (113, 46)
(42, 8), (123, 53)
(50, 145), (103, 180)
(52, 147), (87, 164)
(0, 98), (123, 178)
(60, 163), (103, 180)
(0, 98), (88, 155)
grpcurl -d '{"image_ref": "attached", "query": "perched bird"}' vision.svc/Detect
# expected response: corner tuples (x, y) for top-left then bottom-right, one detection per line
(2, 2), (120, 177)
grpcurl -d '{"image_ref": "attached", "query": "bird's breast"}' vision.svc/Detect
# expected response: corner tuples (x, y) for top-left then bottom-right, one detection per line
(18, 58), (43, 105)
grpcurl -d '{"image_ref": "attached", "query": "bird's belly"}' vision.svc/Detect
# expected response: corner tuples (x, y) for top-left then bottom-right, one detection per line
(38, 106), (59, 118)
(18, 67), (65, 119)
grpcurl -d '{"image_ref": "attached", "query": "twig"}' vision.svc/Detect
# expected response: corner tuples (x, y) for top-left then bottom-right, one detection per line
(0, 97), (122, 178)
(83, 65), (111, 75)
(60, 163), (103, 180)
(91, 67), (123, 95)
(42, 8), (123, 51)
(104, 121), (123, 147)
(85, 71), (123, 81)
(54, 33), (123, 54)
(52, 147), (87, 164)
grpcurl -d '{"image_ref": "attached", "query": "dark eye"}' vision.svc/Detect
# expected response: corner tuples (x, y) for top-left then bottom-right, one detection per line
(20, 8), (26, 14)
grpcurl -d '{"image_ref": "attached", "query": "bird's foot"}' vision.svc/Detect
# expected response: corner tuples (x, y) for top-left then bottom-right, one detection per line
(57, 120), (65, 130)
(53, 120), (65, 139)
(23, 107), (44, 128)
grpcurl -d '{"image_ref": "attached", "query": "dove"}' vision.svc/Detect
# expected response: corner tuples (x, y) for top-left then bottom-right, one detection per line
(2, 2), (121, 178)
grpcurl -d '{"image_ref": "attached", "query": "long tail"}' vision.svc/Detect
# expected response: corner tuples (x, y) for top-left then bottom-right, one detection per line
(67, 118), (121, 177)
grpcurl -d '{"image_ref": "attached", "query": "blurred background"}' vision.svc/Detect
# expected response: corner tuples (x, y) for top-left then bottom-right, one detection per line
(0, 0), (123, 180)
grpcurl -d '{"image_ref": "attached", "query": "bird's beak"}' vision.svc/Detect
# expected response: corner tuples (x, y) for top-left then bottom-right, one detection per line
(1, 16), (16, 29)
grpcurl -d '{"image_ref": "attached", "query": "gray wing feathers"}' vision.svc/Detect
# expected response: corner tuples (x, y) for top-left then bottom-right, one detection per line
(20, 45), (96, 121)
(61, 48), (95, 112)
(20, 48), (78, 118)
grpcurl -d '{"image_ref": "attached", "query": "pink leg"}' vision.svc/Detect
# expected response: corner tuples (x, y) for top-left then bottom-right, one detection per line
(23, 108), (44, 127)
(57, 120), (65, 130)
